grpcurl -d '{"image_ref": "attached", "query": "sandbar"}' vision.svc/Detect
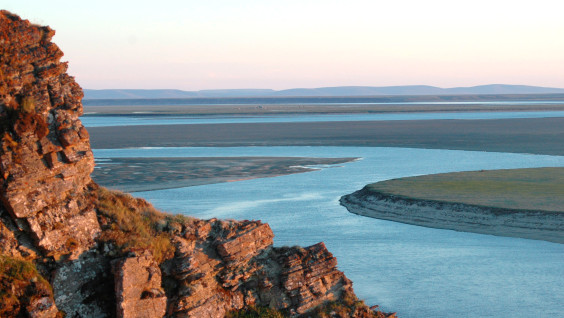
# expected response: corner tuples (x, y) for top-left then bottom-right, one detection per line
(89, 117), (564, 156)
(92, 157), (357, 192)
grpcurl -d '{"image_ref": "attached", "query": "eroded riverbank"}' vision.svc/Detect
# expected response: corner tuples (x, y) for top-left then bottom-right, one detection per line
(340, 187), (564, 244)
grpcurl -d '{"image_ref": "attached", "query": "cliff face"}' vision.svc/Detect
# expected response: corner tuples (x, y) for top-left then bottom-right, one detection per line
(0, 11), (393, 318)
(0, 10), (98, 261)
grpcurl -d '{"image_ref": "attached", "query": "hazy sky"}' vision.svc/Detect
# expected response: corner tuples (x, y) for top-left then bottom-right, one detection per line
(3, 0), (564, 90)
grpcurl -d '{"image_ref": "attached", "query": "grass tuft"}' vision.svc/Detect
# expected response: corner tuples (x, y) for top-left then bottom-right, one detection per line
(0, 255), (54, 317)
(94, 187), (187, 263)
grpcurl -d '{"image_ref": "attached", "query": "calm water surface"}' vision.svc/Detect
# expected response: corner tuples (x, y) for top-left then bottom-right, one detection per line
(94, 146), (564, 318)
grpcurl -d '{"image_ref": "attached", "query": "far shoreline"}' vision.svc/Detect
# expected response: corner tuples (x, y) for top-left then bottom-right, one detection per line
(83, 102), (564, 116)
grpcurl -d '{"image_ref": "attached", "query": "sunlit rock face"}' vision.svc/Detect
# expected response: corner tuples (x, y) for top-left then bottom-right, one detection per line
(0, 10), (98, 259)
(165, 218), (359, 317)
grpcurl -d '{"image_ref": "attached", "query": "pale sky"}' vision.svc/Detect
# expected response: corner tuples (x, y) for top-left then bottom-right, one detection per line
(3, 0), (564, 90)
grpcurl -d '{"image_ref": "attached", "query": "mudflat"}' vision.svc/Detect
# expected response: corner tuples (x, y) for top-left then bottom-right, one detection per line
(92, 157), (356, 192)
(84, 101), (564, 115)
(89, 117), (564, 156)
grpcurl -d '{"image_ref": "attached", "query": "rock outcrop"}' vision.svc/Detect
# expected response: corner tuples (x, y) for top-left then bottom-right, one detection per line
(0, 11), (394, 318)
(113, 251), (167, 318)
(165, 219), (355, 317)
(0, 10), (98, 261)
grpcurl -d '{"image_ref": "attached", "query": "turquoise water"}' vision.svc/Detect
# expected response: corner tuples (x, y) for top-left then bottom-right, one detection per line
(94, 146), (564, 318)
(82, 110), (564, 127)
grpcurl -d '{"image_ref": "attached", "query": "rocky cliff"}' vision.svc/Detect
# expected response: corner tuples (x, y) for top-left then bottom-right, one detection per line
(0, 11), (394, 318)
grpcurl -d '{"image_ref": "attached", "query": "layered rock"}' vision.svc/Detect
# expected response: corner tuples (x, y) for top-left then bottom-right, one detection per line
(0, 10), (393, 318)
(113, 251), (167, 318)
(164, 219), (357, 317)
(0, 10), (99, 259)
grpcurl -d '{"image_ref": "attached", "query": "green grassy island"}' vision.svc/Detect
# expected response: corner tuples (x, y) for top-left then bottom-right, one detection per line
(367, 167), (564, 213)
(341, 167), (564, 243)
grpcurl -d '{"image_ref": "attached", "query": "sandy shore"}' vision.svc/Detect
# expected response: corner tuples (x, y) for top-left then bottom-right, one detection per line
(89, 117), (564, 156)
(340, 188), (564, 244)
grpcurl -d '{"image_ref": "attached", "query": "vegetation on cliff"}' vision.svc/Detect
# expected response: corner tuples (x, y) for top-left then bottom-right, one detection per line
(226, 290), (395, 318)
(227, 305), (287, 318)
(95, 186), (184, 264)
(311, 291), (380, 318)
(0, 256), (59, 317)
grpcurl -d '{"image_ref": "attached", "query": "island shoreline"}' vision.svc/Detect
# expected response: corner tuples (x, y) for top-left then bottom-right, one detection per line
(340, 187), (564, 244)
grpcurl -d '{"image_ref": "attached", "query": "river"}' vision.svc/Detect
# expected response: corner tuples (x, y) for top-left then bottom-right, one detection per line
(93, 146), (564, 317)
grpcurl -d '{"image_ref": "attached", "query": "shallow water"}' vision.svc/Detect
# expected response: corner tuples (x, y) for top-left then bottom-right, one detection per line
(94, 146), (564, 318)
(82, 110), (564, 127)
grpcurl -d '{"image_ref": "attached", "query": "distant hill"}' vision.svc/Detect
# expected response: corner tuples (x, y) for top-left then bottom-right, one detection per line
(270, 85), (446, 97)
(83, 89), (196, 99)
(83, 89), (275, 99)
(83, 84), (564, 99)
(443, 85), (564, 95)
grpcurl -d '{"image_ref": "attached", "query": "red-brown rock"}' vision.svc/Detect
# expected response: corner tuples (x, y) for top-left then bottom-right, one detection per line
(113, 252), (167, 318)
(0, 10), (99, 258)
(164, 219), (366, 317)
